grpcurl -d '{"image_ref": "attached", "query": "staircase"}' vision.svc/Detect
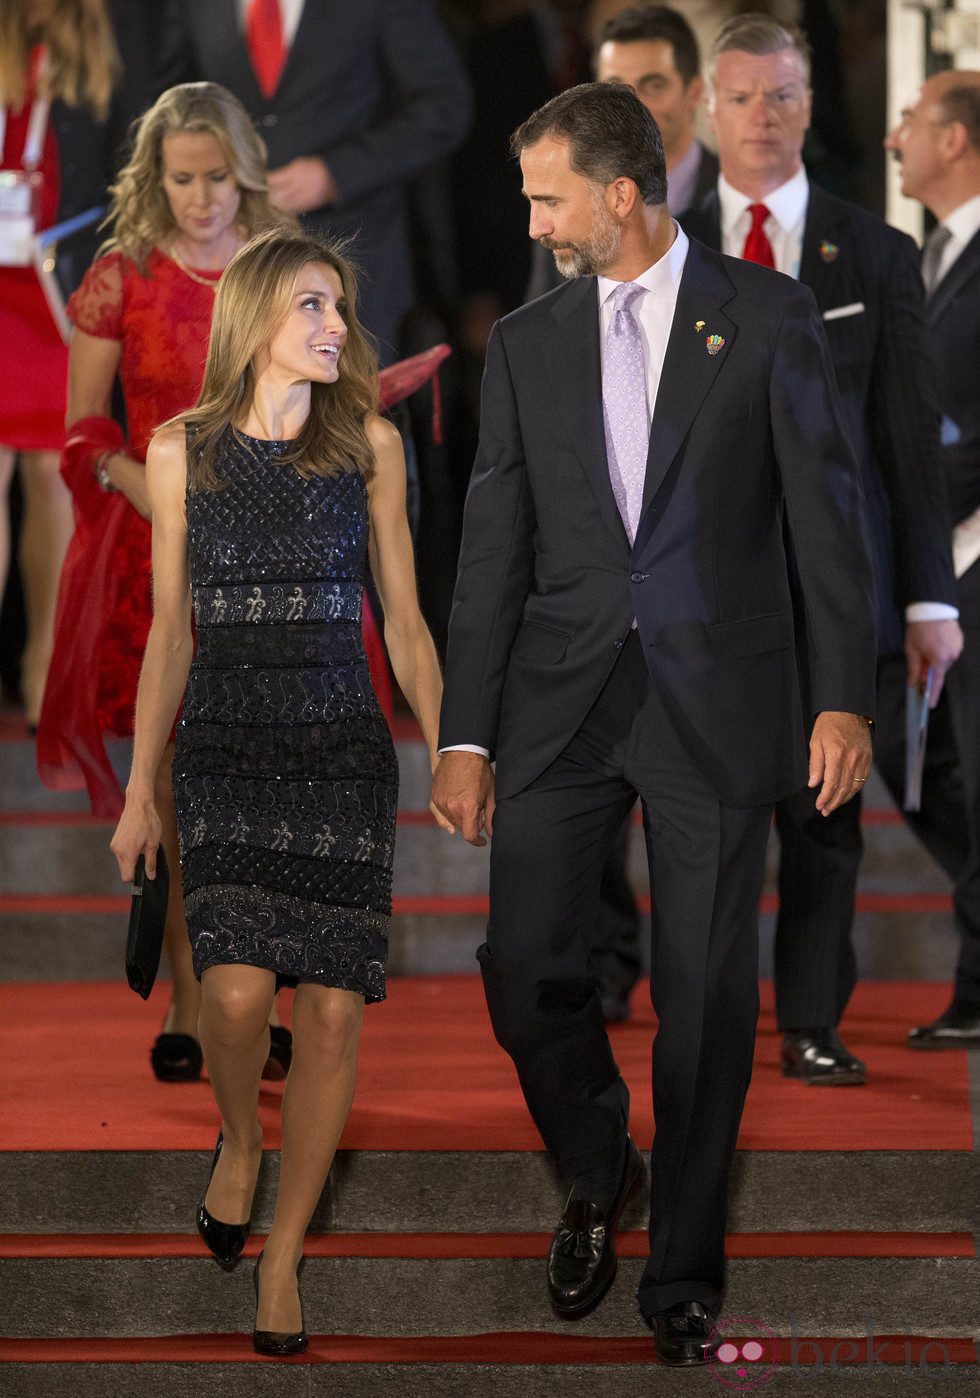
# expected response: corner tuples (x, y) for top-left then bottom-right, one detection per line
(0, 720), (976, 1395)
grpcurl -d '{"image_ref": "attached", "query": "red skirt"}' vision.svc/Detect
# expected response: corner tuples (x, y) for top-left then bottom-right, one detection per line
(0, 266), (67, 452)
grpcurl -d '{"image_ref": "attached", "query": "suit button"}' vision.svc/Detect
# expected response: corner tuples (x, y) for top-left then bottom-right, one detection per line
(262, 114), (278, 127)
(630, 571), (646, 583)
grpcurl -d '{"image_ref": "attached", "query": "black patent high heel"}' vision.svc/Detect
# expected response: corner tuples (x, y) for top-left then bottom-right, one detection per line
(252, 1251), (308, 1356)
(196, 1131), (252, 1267)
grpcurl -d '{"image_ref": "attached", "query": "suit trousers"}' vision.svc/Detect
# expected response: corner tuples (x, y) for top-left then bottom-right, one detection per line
(773, 652), (976, 1029)
(947, 558), (980, 1005)
(479, 631), (772, 1314)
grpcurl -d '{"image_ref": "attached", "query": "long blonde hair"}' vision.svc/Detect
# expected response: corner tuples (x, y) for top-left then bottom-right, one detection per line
(0, 0), (120, 117)
(104, 83), (290, 272)
(164, 230), (379, 491)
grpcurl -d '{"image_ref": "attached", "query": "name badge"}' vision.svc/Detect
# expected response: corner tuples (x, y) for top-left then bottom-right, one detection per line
(0, 171), (42, 267)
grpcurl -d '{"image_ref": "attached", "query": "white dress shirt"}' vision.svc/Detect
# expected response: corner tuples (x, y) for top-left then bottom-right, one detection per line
(237, 0), (304, 47)
(442, 227), (690, 758)
(718, 166), (808, 279)
(930, 193), (980, 289)
(718, 167), (956, 623)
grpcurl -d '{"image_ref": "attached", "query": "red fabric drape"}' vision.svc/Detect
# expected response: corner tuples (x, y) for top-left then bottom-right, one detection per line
(36, 417), (129, 816)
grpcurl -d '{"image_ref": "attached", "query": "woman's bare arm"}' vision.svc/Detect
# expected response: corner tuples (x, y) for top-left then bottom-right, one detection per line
(67, 329), (152, 519)
(110, 427), (194, 879)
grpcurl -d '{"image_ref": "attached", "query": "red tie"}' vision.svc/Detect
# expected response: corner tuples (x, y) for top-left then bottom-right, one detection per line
(742, 203), (775, 268)
(246, 0), (285, 100)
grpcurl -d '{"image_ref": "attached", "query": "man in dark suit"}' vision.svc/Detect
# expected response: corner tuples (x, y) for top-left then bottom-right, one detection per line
(432, 82), (874, 1363)
(886, 72), (980, 1047)
(684, 14), (965, 1084)
(155, 0), (471, 363)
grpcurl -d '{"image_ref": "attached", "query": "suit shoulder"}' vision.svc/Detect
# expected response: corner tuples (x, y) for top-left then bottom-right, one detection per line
(809, 185), (918, 262)
(498, 278), (588, 337)
(708, 245), (810, 305)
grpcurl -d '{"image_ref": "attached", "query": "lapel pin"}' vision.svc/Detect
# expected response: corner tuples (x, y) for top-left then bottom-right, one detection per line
(706, 333), (725, 355)
(820, 240), (839, 263)
(695, 320), (705, 332)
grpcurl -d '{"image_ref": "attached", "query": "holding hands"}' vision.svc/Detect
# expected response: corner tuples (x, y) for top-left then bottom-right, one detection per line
(431, 751), (495, 847)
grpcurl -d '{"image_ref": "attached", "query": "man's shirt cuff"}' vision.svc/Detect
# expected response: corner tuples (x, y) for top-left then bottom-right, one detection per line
(905, 602), (960, 622)
(438, 744), (491, 758)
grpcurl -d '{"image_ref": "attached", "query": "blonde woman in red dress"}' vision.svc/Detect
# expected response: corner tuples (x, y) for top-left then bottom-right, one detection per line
(38, 82), (293, 1082)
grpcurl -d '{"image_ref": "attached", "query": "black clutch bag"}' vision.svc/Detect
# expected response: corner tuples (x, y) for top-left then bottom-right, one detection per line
(125, 848), (170, 999)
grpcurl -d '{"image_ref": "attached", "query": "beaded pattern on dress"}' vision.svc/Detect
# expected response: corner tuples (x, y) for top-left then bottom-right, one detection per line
(173, 429), (397, 1001)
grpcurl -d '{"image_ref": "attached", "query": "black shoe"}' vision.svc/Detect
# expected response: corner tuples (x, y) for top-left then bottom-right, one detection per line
(262, 1025), (293, 1081)
(781, 1028), (866, 1085)
(908, 1000), (980, 1048)
(196, 1131), (252, 1267)
(643, 1300), (720, 1367)
(151, 1033), (203, 1083)
(547, 1136), (645, 1319)
(253, 1252), (308, 1356)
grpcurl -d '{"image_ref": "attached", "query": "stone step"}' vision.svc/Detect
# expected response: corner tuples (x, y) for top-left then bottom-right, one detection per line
(0, 1150), (973, 1235)
(4, 1349), (977, 1398)
(1, 1252), (975, 1340)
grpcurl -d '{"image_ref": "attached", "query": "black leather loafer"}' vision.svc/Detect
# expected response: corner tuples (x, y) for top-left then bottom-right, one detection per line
(644, 1300), (720, 1366)
(908, 1001), (980, 1048)
(781, 1028), (866, 1085)
(196, 1131), (251, 1267)
(253, 1253), (308, 1356)
(547, 1136), (645, 1319)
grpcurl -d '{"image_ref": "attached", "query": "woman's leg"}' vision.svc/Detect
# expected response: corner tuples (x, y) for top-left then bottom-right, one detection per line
(155, 746), (201, 1041)
(17, 450), (73, 724)
(257, 984), (364, 1330)
(198, 963), (276, 1222)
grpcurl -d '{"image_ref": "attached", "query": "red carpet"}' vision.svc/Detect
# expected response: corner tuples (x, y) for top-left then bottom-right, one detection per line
(0, 1333), (974, 1365)
(0, 1231), (972, 1260)
(0, 977), (970, 1152)
(0, 892), (955, 916)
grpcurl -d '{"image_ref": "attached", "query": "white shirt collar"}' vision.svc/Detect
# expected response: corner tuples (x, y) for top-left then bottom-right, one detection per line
(941, 193), (980, 248)
(596, 222), (689, 306)
(718, 166), (809, 237)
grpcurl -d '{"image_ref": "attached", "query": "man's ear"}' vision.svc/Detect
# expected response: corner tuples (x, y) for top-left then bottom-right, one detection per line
(609, 177), (639, 217)
(940, 119), (971, 163)
(687, 74), (705, 113)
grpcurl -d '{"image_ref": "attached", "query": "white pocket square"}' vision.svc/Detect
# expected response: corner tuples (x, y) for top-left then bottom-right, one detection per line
(823, 302), (865, 322)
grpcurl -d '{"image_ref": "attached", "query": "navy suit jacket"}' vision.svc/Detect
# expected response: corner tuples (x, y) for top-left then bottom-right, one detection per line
(440, 239), (877, 808)
(156, 0), (471, 357)
(683, 181), (957, 654)
(926, 228), (980, 526)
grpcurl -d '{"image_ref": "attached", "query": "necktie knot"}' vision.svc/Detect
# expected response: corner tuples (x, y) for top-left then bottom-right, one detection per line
(748, 203), (771, 233)
(611, 281), (644, 317)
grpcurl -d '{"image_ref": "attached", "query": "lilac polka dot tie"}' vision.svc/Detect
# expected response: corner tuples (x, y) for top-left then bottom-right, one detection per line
(602, 282), (648, 544)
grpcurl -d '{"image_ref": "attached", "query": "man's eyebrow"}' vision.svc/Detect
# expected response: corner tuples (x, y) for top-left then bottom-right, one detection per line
(522, 191), (559, 202)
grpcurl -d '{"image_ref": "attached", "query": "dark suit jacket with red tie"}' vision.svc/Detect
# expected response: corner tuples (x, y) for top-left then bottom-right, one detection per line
(682, 180), (958, 655)
(155, 0), (471, 359)
(439, 238), (877, 809)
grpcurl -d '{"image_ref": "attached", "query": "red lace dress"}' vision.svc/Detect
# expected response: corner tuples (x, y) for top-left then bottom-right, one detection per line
(65, 248), (220, 734)
(0, 70), (67, 451)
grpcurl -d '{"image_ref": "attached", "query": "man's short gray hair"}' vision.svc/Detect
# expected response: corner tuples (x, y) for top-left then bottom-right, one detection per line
(706, 12), (812, 89)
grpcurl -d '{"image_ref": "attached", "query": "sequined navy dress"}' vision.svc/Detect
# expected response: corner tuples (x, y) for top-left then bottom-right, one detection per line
(173, 429), (398, 1003)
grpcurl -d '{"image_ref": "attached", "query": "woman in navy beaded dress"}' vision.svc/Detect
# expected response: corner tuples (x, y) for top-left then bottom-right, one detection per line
(111, 230), (451, 1354)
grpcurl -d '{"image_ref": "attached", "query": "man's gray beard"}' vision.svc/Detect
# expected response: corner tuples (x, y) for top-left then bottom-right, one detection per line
(550, 206), (621, 279)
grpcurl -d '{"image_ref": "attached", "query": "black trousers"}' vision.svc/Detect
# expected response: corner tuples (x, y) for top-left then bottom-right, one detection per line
(480, 632), (772, 1314)
(773, 644), (979, 1029)
(946, 559), (980, 1006)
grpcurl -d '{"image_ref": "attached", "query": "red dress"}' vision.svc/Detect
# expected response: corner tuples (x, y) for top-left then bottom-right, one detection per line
(65, 248), (221, 734)
(0, 78), (67, 451)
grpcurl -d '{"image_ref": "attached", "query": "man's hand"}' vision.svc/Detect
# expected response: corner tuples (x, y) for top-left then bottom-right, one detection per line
(808, 711), (873, 816)
(905, 618), (963, 707)
(267, 157), (337, 214)
(430, 751), (495, 847)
